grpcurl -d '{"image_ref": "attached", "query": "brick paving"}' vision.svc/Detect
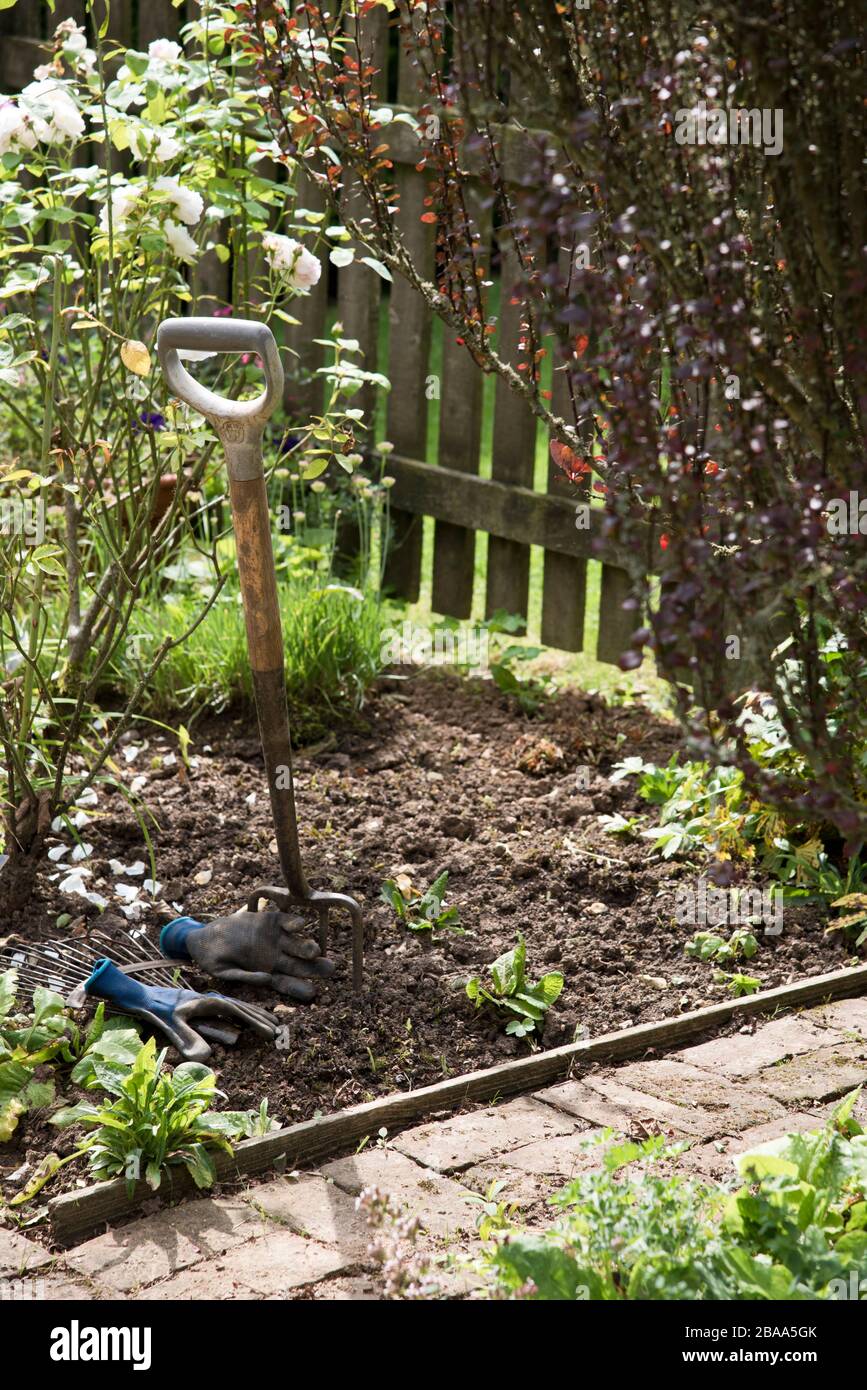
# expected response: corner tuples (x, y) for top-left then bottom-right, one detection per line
(9, 996), (866, 1302)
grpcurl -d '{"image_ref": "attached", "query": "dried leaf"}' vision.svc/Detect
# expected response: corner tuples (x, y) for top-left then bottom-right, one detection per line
(120, 339), (152, 376)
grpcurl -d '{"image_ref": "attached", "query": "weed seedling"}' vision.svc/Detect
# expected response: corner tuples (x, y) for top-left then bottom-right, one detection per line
(465, 1180), (521, 1240)
(466, 934), (563, 1037)
(716, 971), (762, 997)
(684, 929), (758, 964)
(380, 871), (463, 934)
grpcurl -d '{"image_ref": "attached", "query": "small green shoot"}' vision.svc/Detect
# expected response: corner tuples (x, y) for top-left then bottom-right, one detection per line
(684, 929), (758, 964)
(466, 934), (563, 1037)
(380, 871), (463, 934)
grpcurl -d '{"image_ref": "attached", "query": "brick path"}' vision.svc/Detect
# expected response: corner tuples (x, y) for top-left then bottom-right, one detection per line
(6, 996), (867, 1301)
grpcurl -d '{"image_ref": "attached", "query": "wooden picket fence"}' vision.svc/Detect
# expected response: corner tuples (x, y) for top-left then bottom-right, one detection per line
(0, 1), (660, 663)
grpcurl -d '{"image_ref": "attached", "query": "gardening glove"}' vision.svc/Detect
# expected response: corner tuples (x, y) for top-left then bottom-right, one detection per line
(84, 958), (278, 1064)
(159, 910), (336, 1003)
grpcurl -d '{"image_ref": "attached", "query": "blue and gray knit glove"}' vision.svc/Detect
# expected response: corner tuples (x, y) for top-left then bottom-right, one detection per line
(84, 958), (278, 1063)
(160, 909), (335, 1003)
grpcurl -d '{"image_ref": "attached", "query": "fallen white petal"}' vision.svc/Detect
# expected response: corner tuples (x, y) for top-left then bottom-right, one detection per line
(59, 870), (91, 892)
(109, 858), (146, 877)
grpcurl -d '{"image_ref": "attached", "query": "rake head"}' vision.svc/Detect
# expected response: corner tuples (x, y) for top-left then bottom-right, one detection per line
(0, 926), (248, 1048)
(0, 923), (187, 1004)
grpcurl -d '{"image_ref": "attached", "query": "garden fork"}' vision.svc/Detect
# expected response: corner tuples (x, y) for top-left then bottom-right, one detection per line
(156, 317), (364, 991)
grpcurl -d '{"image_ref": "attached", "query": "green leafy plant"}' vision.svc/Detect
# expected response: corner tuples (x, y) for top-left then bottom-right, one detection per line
(380, 871), (462, 934)
(0, 969), (139, 1141)
(611, 739), (867, 906)
(598, 812), (644, 838)
(473, 1092), (867, 1300)
(66, 1009), (143, 1090)
(0, 971), (59, 1141)
(479, 612), (555, 715)
(716, 971), (762, 998)
(465, 1179), (522, 1241)
(466, 934), (563, 1038)
(50, 1036), (273, 1196)
(611, 755), (686, 805)
(766, 843), (867, 906)
(684, 929), (758, 964)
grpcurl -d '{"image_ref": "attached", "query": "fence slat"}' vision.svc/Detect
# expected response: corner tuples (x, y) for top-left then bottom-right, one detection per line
(431, 190), (491, 619)
(596, 563), (636, 665)
(278, 172), (328, 419)
(191, 240), (230, 313)
(541, 252), (588, 651)
(137, 0), (186, 51)
(383, 170), (433, 601)
(485, 237), (538, 627)
(381, 22), (432, 602)
(0, 0), (42, 88)
(105, 0), (134, 47)
(387, 456), (653, 572)
(336, 6), (389, 430)
(3, 0), (41, 37)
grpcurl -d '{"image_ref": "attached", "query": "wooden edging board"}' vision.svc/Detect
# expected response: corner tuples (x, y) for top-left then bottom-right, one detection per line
(48, 961), (867, 1244)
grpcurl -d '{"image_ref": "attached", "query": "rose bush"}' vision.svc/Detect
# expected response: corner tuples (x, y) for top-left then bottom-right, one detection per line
(0, 4), (386, 882)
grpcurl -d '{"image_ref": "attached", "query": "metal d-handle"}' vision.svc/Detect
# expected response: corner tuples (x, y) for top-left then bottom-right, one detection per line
(157, 317), (284, 481)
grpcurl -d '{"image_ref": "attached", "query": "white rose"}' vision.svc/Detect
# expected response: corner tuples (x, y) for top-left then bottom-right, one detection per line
(154, 130), (181, 162)
(262, 233), (322, 291)
(148, 39), (182, 63)
(0, 101), (37, 156)
(154, 174), (203, 225)
(132, 127), (181, 163)
(62, 30), (88, 55)
(74, 163), (103, 184)
(21, 80), (85, 143)
(105, 79), (145, 112)
(98, 181), (142, 234)
(164, 217), (198, 263)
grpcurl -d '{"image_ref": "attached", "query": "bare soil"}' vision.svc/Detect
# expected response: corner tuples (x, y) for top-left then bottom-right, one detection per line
(0, 670), (853, 1205)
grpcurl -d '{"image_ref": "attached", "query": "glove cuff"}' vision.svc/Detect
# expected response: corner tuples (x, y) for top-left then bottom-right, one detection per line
(84, 957), (150, 1012)
(160, 916), (204, 961)
(84, 956), (120, 995)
